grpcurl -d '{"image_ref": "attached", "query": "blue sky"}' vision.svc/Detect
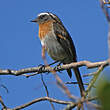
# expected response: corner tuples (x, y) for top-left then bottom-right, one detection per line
(0, 0), (109, 110)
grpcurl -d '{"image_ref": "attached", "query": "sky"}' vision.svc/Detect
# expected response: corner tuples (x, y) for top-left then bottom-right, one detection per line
(0, 0), (109, 110)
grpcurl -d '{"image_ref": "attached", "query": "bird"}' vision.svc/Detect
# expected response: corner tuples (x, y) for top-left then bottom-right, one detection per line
(31, 12), (85, 96)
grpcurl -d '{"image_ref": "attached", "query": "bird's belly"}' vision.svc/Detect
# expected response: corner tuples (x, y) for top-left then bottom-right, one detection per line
(43, 34), (67, 61)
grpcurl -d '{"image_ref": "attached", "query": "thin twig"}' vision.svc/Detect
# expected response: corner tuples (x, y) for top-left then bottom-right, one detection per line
(86, 101), (101, 110)
(23, 72), (38, 78)
(100, 0), (110, 57)
(41, 74), (55, 110)
(65, 82), (88, 86)
(12, 96), (73, 110)
(7, 96), (98, 110)
(64, 96), (99, 110)
(0, 96), (7, 109)
(1, 84), (9, 93)
(85, 63), (106, 96)
(65, 82), (96, 87)
(83, 72), (96, 77)
(100, 0), (110, 21)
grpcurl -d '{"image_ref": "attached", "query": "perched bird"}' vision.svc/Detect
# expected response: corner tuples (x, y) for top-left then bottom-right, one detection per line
(31, 12), (85, 96)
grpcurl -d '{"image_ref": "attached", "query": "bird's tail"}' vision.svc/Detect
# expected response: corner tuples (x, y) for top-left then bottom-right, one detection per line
(73, 67), (85, 97)
(67, 69), (72, 78)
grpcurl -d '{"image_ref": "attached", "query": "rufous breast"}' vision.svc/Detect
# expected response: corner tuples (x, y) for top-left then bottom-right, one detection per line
(39, 20), (53, 40)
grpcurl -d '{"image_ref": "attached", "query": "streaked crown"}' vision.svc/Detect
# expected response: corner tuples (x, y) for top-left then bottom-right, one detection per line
(31, 12), (62, 24)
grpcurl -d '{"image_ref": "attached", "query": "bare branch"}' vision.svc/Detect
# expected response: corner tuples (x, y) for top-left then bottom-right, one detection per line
(0, 60), (109, 76)
(65, 82), (95, 87)
(40, 74), (55, 110)
(100, 0), (110, 58)
(0, 96), (7, 109)
(85, 63), (106, 96)
(100, 0), (110, 21)
(83, 72), (96, 77)
(12, 97), (73, 110)
(0, 60), (108, 109)
(87, 101), (101, 110)
(1, 84), (9, 93)
(64, 96), (99, 110)
(1, 96), (98, 110)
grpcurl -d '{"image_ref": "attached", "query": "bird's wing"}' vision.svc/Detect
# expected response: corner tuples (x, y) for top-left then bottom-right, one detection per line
(53, 22), (77, 62)
(53, 20), (85, 95)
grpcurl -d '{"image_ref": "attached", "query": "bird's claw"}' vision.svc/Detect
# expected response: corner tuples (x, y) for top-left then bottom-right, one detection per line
(54, 64), (62, 73)
(38, 64), (46, 73)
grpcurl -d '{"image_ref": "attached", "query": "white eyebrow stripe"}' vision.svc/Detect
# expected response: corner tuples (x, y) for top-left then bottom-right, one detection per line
(38, 12), (55, 18)
(38, 13), (49, 16)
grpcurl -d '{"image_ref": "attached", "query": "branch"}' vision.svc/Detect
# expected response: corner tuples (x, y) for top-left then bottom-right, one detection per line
(0, 96), (7, 109)
(85, 63), (106, 96)
(0, 60), (109, 109)
(1, 96), (98, 110)
(100, 0), (110, 57)
(40, 74), (55, 110)
(12, 97), (73, 110)
(64, 96), (100, 110)
(0, 60), (109, 76)
(100, 0), (110, 21)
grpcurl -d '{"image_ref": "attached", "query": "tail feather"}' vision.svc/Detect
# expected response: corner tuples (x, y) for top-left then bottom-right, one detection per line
(67, 68), (85, 97)
(67, 69), (72, 78)
(73, 67), (85, 97)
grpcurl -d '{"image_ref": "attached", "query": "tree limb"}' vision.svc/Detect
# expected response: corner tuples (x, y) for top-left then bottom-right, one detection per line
(64, 96), (100, 110)
(40, 74), (55, 110)
(85, 63), (106, 96)
(12, 97), (73, 110)
(0, 60), (109, 76)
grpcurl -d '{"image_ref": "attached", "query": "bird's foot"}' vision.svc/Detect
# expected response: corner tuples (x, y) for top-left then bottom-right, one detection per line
(54, 62), (62, 73)
(38, 64), (46, 73)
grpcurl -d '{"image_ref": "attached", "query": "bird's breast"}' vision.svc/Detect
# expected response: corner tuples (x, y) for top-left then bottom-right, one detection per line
(39, 20), (53, 41)
(38, 21), (68, 62)
(42, 31), (67, 61)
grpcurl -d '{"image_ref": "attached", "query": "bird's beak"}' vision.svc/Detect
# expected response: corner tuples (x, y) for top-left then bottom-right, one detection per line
(30, 18), (38, 23)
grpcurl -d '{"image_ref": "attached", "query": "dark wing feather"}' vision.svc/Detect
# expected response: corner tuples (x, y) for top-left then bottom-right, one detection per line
(53, 21), (85, 95)
(53, 21), (77, 78)
(53, 21), (77, 62)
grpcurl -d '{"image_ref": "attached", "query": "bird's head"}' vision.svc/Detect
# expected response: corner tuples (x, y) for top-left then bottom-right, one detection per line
(31, 12), (61, 24)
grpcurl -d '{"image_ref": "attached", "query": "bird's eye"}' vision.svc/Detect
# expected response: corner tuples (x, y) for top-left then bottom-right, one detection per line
(40, 15), (45, 19)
